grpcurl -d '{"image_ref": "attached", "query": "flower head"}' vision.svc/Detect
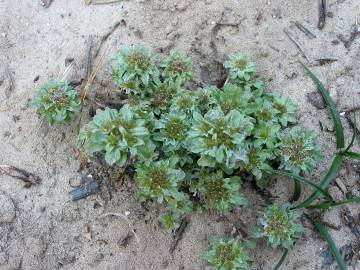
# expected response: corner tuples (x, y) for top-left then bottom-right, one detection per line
(277, 127), (323, 175)
(160, 50), (193, 85)
(238, 144), (272, 181)
(149, 82), (179, 115)
(153, 112), (190, 153)
(135, 159), (185, 203)
(253, 121), (281, 149)
(196, 170), (247, 213)
(254, 204), (304, 249)
(204, 237), (252, 270)
(78, 105), (150, 166)
(269, 94), (298, 126)
(187, 109), (254, 169)
(170, 90), (197, 116)
(224, 53), (256, 82)
(30, 80), (81, 125)
(113, 44), (159, 95)
(212, 84), (252, 114)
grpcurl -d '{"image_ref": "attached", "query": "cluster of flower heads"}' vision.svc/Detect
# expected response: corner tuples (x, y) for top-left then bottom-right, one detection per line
(30, 44), (323, 269)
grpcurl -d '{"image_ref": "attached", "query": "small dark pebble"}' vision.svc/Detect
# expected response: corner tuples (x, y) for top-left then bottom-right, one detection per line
(33, 75), (40, 83)
(307, 91), (326, 109)
(327, 12), (334, 18)
(3, 131), (11, 137)
(69, 79), (84, 87)
(65, 57), (74, 66)
(331, 40), (340, 45)
(340, 244), (354, 264)
(12, 115), (20, 122)
(322, 248), (334, 267)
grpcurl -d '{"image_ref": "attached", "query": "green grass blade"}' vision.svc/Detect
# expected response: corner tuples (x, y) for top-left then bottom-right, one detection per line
(269, 170), (334, 202)
(343, 109), (357, 152)
(306, 196), (360, 209)
(342, 151), (360, 161)
(294, 154), (343, 209)
(291, 179), (302, 202)
(305, 214), (347, 270)
(301, 63), (345, 148)
(274, 249), (288, 270)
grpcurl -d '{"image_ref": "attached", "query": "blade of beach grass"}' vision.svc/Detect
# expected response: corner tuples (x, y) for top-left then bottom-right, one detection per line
(306, 196), (360, 209)
(274, 249), (288, 270)
(305, 214), (347, 270)
(294, 154), (343, 209)
(267, 170), (334, 202)
(342, 151), (360, 161)
(301, 63), (345, 149)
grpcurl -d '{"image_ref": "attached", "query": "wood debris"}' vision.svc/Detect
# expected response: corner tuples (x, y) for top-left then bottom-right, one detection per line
(0, 165), (41, 188)
(284, 29), (311, 63)
(295, 21), (316, 39)
(85, 0), (122, 5)
(318, 0), (326, 30)
(169, 216), (189, 254)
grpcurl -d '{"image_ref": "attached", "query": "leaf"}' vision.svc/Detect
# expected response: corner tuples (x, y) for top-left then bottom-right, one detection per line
(307, 196), (360, 209)
(343, 109), (357, 152)
(341, 151), (360, 161)
(294, 154), (343, 209)
(291, 179), (302, 202)
(305, 214), (347, 270)
(301, 63), (345, 149)
(269, 170), (334, 203)
(274, 249), (288, 270)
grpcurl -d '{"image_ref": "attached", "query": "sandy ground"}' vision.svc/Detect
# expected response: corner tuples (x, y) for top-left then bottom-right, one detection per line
(0, 0), (360, 269)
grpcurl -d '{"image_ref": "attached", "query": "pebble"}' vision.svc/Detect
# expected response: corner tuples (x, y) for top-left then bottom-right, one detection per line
(0, 192), (15, 224)
(69, 177), (82, 188)
(307, 91), (326, 109)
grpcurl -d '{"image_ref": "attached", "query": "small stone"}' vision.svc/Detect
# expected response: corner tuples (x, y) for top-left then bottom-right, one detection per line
(0, 192), (15, 224)
(307, 91), (326, 109)
(84, 224), (92, 241)
(69, 177), (82, 188)
(327, 12), (334, 18)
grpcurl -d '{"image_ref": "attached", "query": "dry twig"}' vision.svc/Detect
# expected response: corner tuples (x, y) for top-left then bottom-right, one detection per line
(318, 0), (326, 30)
(284, 29), (311, 63)
(94, 21), (121, 59)
(85, 0), (122, 5)
(0, 165), (41, 188)
(295, 21), (316, 39)
(169, 216), (189, 254)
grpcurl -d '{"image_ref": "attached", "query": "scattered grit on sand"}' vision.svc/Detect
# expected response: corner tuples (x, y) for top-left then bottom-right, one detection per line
(0, 0), (359, 269)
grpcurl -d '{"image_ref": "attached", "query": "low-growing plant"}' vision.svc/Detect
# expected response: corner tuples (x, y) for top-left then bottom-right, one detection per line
(203, 237), (253, 270)
(253, 204), (304, 250)
(113, 44), (160, 95)
(276, 127), (323, 175)
(78, 105), (153, 166)
(76, 44), (360, 269)
(30, 80), (81, 125)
